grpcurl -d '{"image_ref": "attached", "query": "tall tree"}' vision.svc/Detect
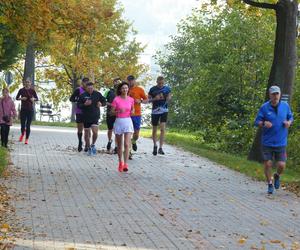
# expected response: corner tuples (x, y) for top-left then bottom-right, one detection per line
(0, 24), (21, 71)
(0, 0), (57, 84)
(243, 0), (298, 162)
(44, 0), (146, 121)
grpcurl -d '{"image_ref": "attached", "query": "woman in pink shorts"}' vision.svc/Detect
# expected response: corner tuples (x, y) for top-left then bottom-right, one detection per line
(111, 82), (135, 172)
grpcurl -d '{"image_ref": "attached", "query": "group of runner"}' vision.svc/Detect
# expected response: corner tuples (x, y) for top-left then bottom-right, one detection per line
(69, 75), (171, 172)
(0, 77), (294, 194)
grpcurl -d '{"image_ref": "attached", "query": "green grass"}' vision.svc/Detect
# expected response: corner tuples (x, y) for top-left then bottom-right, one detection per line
(140, 129), (300, 185)
(0, 147), (8, 176)
(15, 120), (107, 130)
(31, 121), (77, 128)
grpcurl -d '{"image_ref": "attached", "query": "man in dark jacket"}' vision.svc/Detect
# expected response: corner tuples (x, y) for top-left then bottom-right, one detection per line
(78, 82), (106, 156)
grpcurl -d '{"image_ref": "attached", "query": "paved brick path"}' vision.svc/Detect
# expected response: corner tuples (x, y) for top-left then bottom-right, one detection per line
(2, 126), (300, 250)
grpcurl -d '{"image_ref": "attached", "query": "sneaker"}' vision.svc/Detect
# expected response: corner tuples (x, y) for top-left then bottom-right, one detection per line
(19, 134), (24, 142)
(91, 145), (96, 155)
(25, 139), (29, 145)
(129, 151), (133, 160)
(107, 140), (112, 151)
(113, 147), (118, 154)
(87, 147), (92, 156)
(78, 141), (83, 152)
(123, 163), (128, 172)
(132, 142), (137, 152)
(153, 146), (158, 156)
(118, 162), (124, 172)
(84, 147), (89, 152)
(274, 173), (280, 189)
(158, 148), (165, 155)
(268, 184), (274, 194)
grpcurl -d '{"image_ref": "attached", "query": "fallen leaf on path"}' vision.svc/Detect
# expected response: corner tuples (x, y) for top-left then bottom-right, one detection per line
(292, 241), (300, 250)
(238, 237), (247, 245)
(270, 239), (281, 244)
(0, 224), (10, 233)
(259, 220), (269, 226)
(281, 242), (287, 249)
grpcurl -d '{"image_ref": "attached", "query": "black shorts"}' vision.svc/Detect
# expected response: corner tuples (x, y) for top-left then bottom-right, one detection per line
(262, 146), (287, 162)
(151, 112), (168, 126)
(106, 115), (116, 130)
(76, 114), (84, 123)
(84, 121), (99, 129)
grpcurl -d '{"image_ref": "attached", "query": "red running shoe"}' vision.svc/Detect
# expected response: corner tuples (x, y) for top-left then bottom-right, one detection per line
(123, 163), (128, 172)
(25, 139), (29, 145)
(118, 162), (124, 172)
(19, 134), (24, 142)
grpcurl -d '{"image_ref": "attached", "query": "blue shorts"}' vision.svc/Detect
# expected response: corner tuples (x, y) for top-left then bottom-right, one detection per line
(262, 146), (287, 162)
(131, 116), (142, 131)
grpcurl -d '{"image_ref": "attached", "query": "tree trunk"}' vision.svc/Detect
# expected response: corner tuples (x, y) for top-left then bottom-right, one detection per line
(23, 36), (35, 84)
(23, 36), (37, 120)
(248, 0), (298, 162)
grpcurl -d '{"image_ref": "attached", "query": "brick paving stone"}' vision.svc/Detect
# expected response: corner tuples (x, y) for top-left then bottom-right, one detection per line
(1, 125), (299, 250)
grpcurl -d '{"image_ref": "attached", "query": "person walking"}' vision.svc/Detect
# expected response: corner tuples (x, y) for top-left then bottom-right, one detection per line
(78, 82), (106, 156)
(111, 82), (134, 172)
(148, 76), (171, 155)
(255, 86), (293, 194)
(127, 75), (148, 159)
(104, 78), (120, 153)
(0, 88), (17, 148)
(16, 79), (38, 144)
(69, 77), (89, 152)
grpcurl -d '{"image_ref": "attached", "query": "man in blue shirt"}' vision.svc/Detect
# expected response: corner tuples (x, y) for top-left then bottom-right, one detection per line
(255, 86), (293, 194)
(148, 76), (171, 155)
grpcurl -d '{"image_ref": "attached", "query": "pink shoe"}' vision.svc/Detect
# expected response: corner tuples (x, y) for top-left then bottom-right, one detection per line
(19, 134), (24, 142)
(118, 162), (124, 172)
(25, 139), (29, 145)
(123, 163), (128, 172)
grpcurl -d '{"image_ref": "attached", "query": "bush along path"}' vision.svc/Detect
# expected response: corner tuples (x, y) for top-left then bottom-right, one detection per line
(2, 126), (300, 249)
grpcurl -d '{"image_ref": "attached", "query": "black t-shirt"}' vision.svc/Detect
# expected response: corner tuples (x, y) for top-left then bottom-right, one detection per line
(105, 88), (116, 116)
(78, 91), (106, 122)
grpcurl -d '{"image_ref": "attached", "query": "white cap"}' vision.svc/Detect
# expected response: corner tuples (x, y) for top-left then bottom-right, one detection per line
(269, 86), (281, 94)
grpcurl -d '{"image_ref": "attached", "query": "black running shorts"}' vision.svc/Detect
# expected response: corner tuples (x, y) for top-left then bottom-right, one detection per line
(76, 114), (84, 123)
(151, 112), (168, 126)
(84, 121), (99, 129)
(106, 115), (116, 130)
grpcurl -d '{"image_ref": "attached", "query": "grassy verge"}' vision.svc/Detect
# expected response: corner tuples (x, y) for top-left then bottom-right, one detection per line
(140, 129), (300, 186)
(39, 121), (108, 130)
(15, 121), (107, 130)
(0, 147), (8, 176)
(31, 121), (76, 128)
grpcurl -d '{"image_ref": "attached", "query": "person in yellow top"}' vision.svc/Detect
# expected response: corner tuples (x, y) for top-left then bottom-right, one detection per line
(127, 75), (148, 155)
